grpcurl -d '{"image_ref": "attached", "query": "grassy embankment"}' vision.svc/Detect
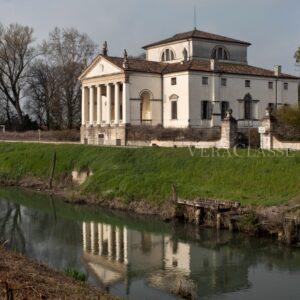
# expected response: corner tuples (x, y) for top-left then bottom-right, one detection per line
(0, 142), (299, 207)
(0, 246), (115, 299)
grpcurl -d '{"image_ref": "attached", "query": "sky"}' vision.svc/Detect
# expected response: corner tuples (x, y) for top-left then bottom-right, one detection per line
(0, 0), (299, 75)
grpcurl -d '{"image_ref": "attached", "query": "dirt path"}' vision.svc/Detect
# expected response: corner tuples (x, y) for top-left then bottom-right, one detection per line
(0, 139), (80, 145)
(0, 246), (116, 300)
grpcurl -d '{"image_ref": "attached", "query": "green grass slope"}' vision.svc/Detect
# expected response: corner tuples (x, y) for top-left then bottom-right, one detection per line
(0, 143), (299, 206)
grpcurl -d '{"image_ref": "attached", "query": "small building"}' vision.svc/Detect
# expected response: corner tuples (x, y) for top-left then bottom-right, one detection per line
(79, 29), (299, 145)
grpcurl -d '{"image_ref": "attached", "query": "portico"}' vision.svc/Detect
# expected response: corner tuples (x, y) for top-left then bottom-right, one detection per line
(81, 81), (130, 127)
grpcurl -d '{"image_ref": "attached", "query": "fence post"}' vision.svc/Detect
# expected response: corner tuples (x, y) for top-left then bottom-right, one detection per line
(38, 129), (41, 142)
(49, 151), (57, 189)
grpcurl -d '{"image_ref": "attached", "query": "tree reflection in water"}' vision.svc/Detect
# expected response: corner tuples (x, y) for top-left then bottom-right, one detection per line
(1, 190), (300, 300)
(0, 202), (26, 252)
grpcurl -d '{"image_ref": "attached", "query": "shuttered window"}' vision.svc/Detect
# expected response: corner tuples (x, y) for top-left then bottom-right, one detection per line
(201, 101), (212, 120)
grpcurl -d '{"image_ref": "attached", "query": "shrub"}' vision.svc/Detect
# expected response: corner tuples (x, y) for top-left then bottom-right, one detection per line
(64, 267), (86, 282)
(274, 106), (300, 141)
(237, 211), (260, 234)
(127, 125), (221, 142)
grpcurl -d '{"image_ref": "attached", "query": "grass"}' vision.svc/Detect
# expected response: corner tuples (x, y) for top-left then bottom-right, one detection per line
(64, 267), (87, 282)
(0, 142), (299, 206)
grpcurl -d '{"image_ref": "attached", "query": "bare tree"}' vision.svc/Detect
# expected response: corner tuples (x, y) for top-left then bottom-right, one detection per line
(42, 28), (96, 128)
(0, 23), (37, 128)
(27, 60), (62, 129)
(0, 91), (15, 126)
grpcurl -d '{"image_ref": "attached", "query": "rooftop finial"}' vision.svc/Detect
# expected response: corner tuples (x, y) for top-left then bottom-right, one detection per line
(193, 6), (197, 30)
(123, 49), (129, 69)
(102, 41), (108, 56)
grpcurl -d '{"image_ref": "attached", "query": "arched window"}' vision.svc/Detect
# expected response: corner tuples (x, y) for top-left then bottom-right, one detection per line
(244, 93), (252, 120)
(140, 90), (152, 125)
(211, 46), (229, 60)
(161, 49), (175, 62)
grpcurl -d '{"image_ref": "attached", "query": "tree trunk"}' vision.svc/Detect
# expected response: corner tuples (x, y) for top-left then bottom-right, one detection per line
(14, 101), (23, 127)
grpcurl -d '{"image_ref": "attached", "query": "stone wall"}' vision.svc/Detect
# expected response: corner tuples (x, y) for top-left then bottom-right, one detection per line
(260, 109), (300, 150)
(81, 125), (127, 146)
(81, 110), (238, 149)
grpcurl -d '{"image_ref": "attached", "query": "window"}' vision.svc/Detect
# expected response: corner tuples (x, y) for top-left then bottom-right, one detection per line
(202, 77), (208, 85)
(221, 78), (227, 87)
(245, 80), (251, 88)
(268, 103), (276, 112)
(221, 101), (229, 119)
(162, 49), (175, 62)
(201, 101), (212, 120)
(211, 46), (229, 60)
(268, 82), (273, 89)
(171, 77), (177, 85)
(284, 82), (288, 90)
(244, 94), (252, 120)
(171, 101), (177, 119)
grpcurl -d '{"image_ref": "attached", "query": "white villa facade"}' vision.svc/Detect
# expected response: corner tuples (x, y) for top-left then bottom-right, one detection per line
(79, 29), (299, 145)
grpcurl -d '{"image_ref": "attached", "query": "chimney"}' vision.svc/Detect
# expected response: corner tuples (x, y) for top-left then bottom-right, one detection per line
(274, 65), (282, 77)
(210, 59), (218, 72)
(102, 41), (108, 56)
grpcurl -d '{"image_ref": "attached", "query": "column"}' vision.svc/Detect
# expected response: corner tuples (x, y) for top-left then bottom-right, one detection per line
(107, 84), (112, 125)
(98, 223), (103, 255)
(122, 82), (130, 124)
(97, 85), (102, 125)
(115, 227), (122, 261)
(82, 222), (87, 251)
(90, 222), (96, 254)
(114, 83), (121, 125)
(123, 226), (129, 265)
(89, 86), (94, 126)
(81, 87), (86, 125)
(108, 225), (113, 260)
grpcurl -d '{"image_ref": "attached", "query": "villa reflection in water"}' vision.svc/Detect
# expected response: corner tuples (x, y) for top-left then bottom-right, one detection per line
(81, 221), (249, 296)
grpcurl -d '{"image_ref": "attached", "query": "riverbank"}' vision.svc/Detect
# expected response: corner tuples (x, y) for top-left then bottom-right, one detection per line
(0, 142), (299, 205)
(0, 142), (299, 244)
(0, 246), (115, 299)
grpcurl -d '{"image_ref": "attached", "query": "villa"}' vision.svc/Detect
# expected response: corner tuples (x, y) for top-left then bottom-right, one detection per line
(79, 29), (299, 145)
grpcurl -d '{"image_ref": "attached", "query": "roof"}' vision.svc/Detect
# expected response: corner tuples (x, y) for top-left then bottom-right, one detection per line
(143, 29), (251, 49)
(162, 60), (299, 79)
(80, 55), (299, 80)
(105, 56), (167, 74)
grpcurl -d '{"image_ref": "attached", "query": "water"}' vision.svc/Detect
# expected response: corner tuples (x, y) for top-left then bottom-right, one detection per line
(0, 188), (300, 300)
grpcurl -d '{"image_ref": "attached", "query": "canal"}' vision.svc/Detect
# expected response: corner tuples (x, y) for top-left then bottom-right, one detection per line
(0, 188), (300, 299)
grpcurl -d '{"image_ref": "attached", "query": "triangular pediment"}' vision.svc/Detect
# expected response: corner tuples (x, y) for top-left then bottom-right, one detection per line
(80, 55), (123, 80)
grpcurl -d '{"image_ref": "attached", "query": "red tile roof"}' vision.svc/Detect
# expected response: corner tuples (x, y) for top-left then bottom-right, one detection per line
(105, 56), (299, 80)
(143, 29), (251, 49)
(163, 60), (299, 79)
(105, 56), (166, 74)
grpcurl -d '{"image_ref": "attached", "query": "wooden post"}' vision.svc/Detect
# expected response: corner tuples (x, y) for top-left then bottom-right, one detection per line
(172, 184), (178, 203)
(49, 151), (57, 189)
(216, 213), (221, 230)
(5, 282), (13, 300)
